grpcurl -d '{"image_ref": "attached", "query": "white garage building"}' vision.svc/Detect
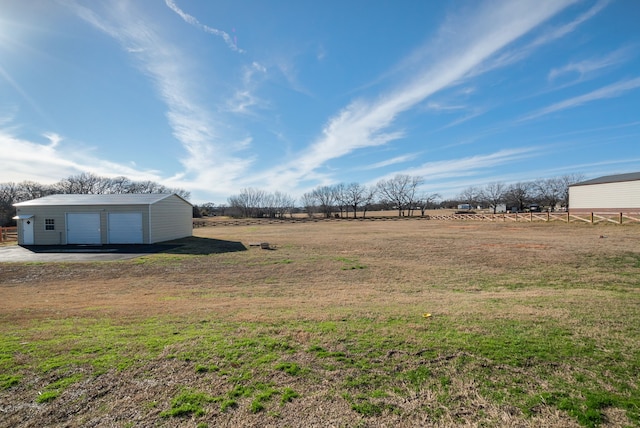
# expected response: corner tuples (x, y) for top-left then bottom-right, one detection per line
(569, 172), (640, 214)
(13, 193), (192, 246)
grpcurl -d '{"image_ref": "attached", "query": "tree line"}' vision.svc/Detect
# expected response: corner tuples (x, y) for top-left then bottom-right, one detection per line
(0, 173), (190, 226)
(211, 173), (585, 219)
(456, 174), (585, 214)
(1, 171), (587, 226)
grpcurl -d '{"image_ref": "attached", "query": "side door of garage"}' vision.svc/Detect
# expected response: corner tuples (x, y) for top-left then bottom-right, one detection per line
(67, 213), (101, 244)
(108, 213), (143, 244)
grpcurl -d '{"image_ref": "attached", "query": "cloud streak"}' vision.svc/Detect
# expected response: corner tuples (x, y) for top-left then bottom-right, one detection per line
(548, 47), (634, 82)
(258, 0), (576, 190)
(520, 77), (640, 122)
(66, 1), (253, 195)
(165, 0), (244, 53)
(0, 125), (161, 184)
(475, 0), (606, 76)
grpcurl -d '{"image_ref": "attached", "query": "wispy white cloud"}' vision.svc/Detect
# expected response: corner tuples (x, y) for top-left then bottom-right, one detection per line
(360, 147), (543, 196)
(42, 132), (62, 148)
(425, 102), (466, 112)
(358, 153), (420, 171)
(164, 0), (244, 53)
(226, 62), (268, 114)
(405, 147), (541, 181)
(476, 0), (607, 75)
(257, 0), (575, 190)
(520, 77), (640, 122)
(533, 0), (611, 47)
(548, 46), (634, 81)
(0, 125), (161, 184)
(66, 1), (254, 196)
(0, 65), (52, 126)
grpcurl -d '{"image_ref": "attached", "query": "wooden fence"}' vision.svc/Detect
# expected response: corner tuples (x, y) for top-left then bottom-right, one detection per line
(428, 212), (640, 224)
(197, 212), (640, 227)
(0, 226), (17, 242)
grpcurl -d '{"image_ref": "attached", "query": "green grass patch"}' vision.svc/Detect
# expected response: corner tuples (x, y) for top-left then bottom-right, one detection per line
(335, 256), (367, 270)
(0, 374), (21, 389)
(3, 298), (638, 426)
(274, 361), (304, 376)
(36, 373), (83, 403)
(160, 388), (218, 418)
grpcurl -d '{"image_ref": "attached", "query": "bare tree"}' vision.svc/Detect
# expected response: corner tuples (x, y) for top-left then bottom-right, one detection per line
(259, 191), (295, 218)
(533, 178), (562, 211)
(200, 202), (216, 216)
(55, 172), (103, 194)
(377, 174), (422, 217)
(505, 182), (532, 212)
(480, 182), (507, 214)
(405, 176), (424, 216)
(301, 192), (317, 218)
(227, 188), (266, 218)
(312, 185), (337, 218)
(458, 186), (480, 210)
(416, 192), (441, 216)
(343, 182), (367, 218)
(106, 176), (133, 194)
(332, 183), (348, 218)
(0, 182), (20, 226)
(274, 192), (296, 218)
(361, 186), (377, 218)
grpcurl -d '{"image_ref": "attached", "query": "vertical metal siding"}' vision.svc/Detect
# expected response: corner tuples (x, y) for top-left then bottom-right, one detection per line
(570, 180), (640, 209)
(149, 195), (192, 243)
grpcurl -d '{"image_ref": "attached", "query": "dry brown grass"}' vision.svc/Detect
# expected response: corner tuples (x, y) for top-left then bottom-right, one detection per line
(1, 220), (639, 427)
(6, 220), (633, 320)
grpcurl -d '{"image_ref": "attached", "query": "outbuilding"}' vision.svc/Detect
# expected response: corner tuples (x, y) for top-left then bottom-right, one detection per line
(569, 172), (640, 214)
(13, 193), (192, 246)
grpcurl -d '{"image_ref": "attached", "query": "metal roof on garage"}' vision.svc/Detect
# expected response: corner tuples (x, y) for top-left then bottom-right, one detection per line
(13, 193), (189, 207)
(570, 172), (640, 187)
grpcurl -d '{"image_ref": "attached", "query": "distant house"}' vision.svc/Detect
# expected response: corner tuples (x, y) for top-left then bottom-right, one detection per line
(13, 193), (192, 246)
(569, 172), (640, 214)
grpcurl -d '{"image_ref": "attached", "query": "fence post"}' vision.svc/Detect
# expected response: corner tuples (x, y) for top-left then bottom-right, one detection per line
(591, 212), (594, 224)
(620, 212), (623, 224)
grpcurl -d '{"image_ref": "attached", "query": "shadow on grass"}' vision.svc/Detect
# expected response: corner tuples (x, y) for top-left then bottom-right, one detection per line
(161, 236), (247, 255)
(21, 237), (246, 256)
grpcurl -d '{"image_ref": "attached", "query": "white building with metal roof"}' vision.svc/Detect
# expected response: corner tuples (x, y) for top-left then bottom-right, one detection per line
(13, 193), (192, 246)
(569, 172), (640, 213)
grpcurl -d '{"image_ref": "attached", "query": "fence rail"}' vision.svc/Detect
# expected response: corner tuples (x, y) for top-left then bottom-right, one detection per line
(197, 212), (640, 227)
(0, 226), (17, 242)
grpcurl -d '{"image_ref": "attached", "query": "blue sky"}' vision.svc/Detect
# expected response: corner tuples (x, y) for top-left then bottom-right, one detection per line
(1, 0), (639, 203)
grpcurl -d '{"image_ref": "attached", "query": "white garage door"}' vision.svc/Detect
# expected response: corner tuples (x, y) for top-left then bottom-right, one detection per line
(67, 213), (101, 244)
(108, 213), (143, 244)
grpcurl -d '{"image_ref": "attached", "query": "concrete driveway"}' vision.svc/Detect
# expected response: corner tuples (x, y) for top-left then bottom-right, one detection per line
(0, 244), (178, 262)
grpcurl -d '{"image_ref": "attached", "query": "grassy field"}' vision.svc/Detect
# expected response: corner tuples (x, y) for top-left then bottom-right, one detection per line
(0, 220), (639, 427)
